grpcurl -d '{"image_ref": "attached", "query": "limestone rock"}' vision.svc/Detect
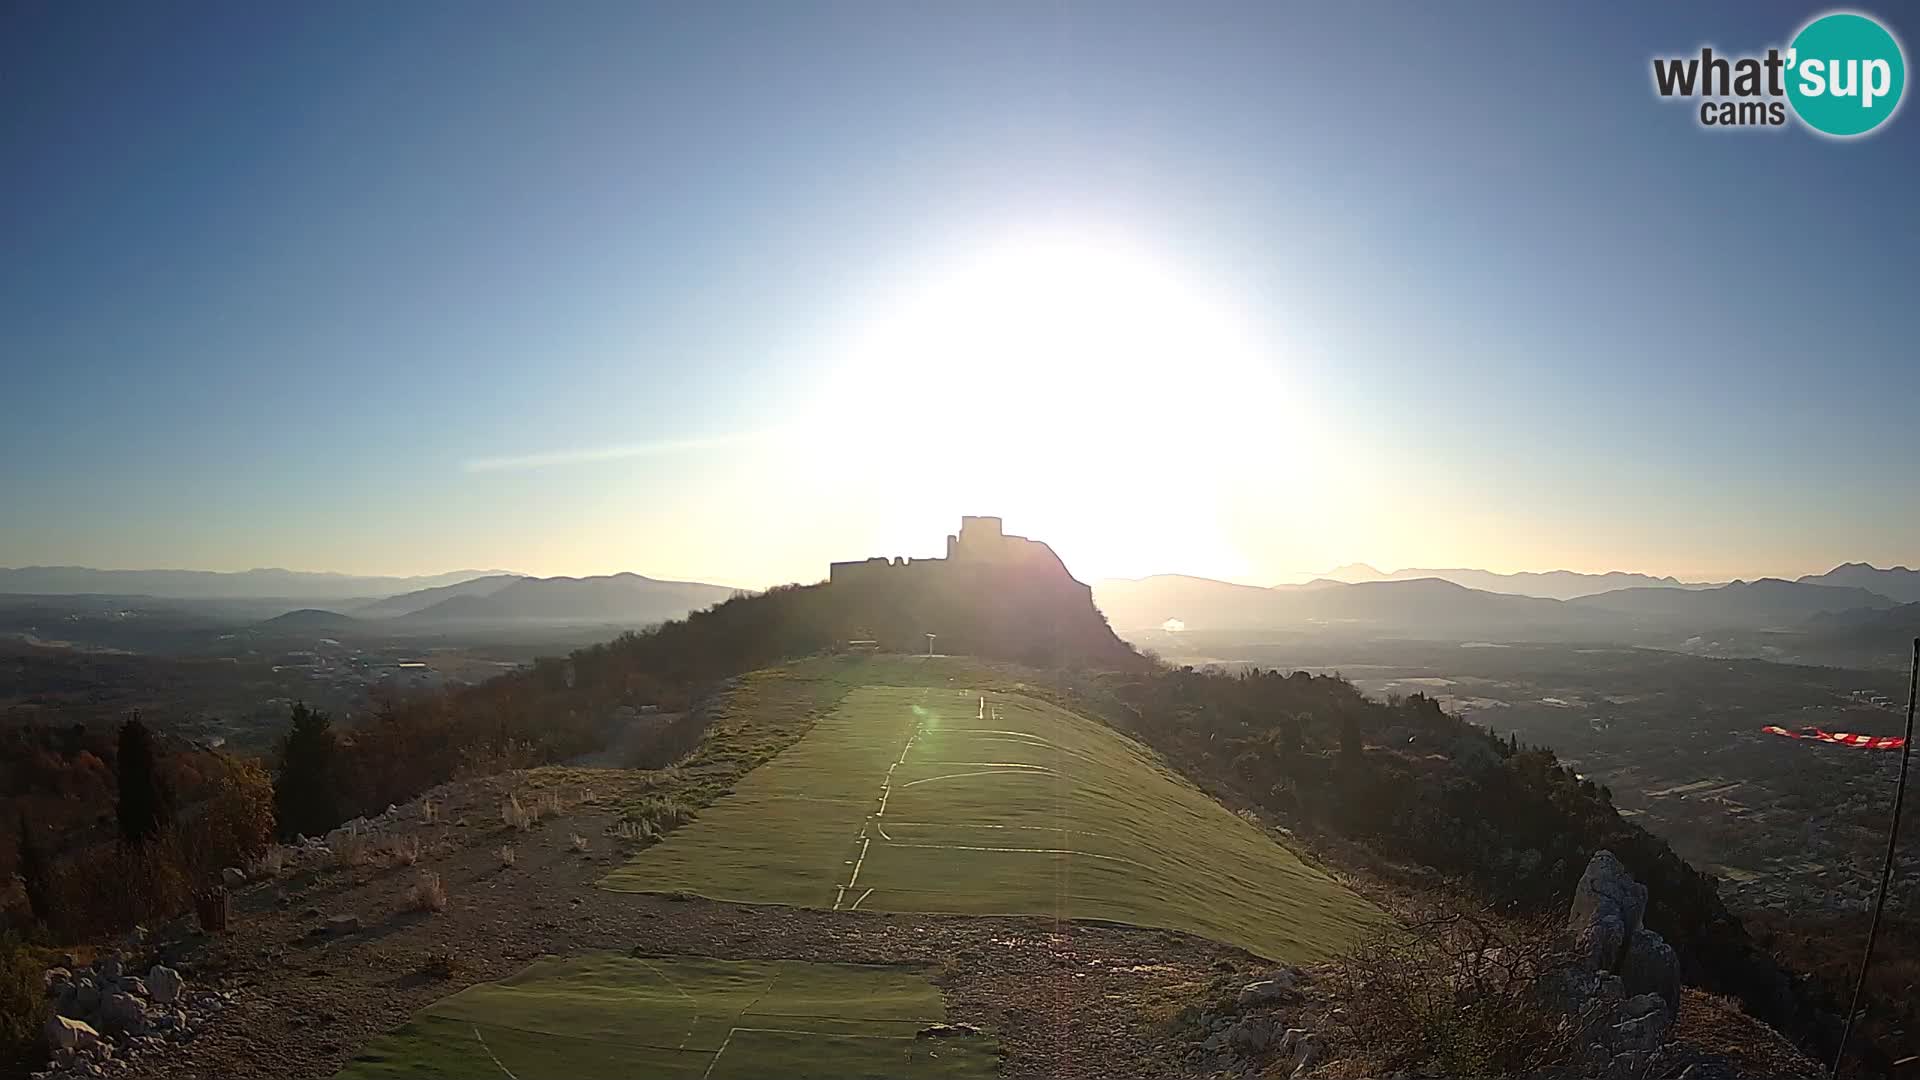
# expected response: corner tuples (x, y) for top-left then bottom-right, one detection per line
(146, 966), (184, 1005)
(45, 1014), (101, 1052)
(69, 976), (101, 1016)
(43, 967), (71, 996)
(220, 866), (248, 888)
(1568, 850), (1647, 958)
(1580, 912), (1628, 972)
(1620, 929), (1681, 1016)
(1225, 1015), (1274, 1054)
(97, 991), (149, 1035)
(1238, 977), (1293, 1006)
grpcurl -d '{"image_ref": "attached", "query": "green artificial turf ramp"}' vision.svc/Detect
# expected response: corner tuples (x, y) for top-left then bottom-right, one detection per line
(603, 683), (1389, 960)
(335, 955), (997, 1079)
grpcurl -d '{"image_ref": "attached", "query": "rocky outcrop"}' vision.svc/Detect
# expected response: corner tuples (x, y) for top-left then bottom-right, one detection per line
(1564, 850), (1686, 1076)
(36, 951), (238, 1080)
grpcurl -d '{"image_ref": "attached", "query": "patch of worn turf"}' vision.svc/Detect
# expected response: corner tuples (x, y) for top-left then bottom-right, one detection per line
(603, 679), (1389, 961)
(335, 955), (997, 1080)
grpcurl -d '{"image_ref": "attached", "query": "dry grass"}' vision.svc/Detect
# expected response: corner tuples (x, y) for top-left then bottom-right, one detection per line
(405, 870), (447, 914)
(496, 844), (516, 868)
(331, 832), (374, 870)
(421, 799), (439, 825)
(390, 837), (421, 867)
(1324, 904), (1586, 1077)
(569, 834), (589, 853)
(501, 795), (531, 831)
(254, 846), (287, 878)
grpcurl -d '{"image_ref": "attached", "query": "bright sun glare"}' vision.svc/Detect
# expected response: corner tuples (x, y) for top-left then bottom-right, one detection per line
(817, 230), (1324, 581)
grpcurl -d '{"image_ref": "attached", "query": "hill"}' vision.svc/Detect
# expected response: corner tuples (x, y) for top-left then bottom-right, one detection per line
(349, 573), (525, 619)
(0, 566), (512, 601)
(253, 608), (361, 632)
(1797, 562), (1920, 604)
(1093, 573), (1594, 637)
(1321, 563), (1713, 600)
(1569, 578), (1895, 623)
(604, 676), (1386, 959)
(397, 573), (738, 626)
(1798, 601), (1920, 668)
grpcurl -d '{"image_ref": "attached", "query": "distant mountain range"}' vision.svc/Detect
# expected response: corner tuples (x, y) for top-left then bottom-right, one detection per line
(1094, 568), (1910, 642)
(1566, 579), (1895, 623)
(393, 573), (739, 625)
(242, 573), (741, 633)
(1796, 563), (1920, 605)
(1319, 563), (1715, 601)
(348, 574), (525, 618)
(0, 566), (515, 601)
(1094, 574), (1590, 637)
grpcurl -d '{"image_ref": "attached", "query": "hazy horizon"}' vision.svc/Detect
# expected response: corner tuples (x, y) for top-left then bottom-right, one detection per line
(5, 3), (1917, 588)
(1, 545), (1905, 595)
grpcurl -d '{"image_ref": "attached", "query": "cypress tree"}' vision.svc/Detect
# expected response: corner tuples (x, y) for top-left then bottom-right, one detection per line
(116, 713), (168, 846)
(274, 703), (340, 840)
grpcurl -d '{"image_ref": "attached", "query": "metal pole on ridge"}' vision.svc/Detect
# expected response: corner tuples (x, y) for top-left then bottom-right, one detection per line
(1833, 637), (1920, 1078)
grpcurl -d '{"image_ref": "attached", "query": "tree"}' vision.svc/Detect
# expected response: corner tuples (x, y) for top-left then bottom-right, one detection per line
(1339, 710), (1363, 766)
(274, 703), (339, 841)
(116, 714), (170, 846)
(1277, 711), (1304, 758)
(15, 813), (51, 926)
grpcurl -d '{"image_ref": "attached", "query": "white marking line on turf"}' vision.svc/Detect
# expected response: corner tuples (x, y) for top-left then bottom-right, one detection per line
(850, 887), (875, 910)
(901, 767), (1057, 788)
(948, 728), (1060, 744)
(978, 695), (985, 719)
(472, 1025), (520, 1080)
(636, 958), (702, 1050)
(702, 1030), (735, 1079)
(880, 841), (1150, 869)
(918, 760), (1054, 769)
(729, 1026), (916, 1039)
(836, 692), (924, 910)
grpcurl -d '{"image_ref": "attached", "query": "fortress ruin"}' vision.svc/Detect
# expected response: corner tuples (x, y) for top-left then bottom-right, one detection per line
(828, 516), (1075, 587)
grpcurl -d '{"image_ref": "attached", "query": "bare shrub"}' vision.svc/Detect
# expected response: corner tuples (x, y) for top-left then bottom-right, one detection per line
(630, 766), (681, 794)
(419, 946), (460, 979)
(390, 837), (421, 867)
(628, 796), (695, 835)
(405, 870), (447, 913)
(1325, 904), (1587, 1077)
(501, 795), (530, 831)
(421, 799), (439, 825)
(496, 844), (516, 868)
(50, 834), (193, 939)
(331, 831), (372, 870)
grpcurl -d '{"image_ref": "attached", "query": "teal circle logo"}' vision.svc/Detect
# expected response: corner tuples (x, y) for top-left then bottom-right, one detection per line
(1787, 12), (1906, 136)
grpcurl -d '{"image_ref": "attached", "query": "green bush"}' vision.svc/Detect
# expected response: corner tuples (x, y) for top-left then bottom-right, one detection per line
(0, 933), (48, 1071)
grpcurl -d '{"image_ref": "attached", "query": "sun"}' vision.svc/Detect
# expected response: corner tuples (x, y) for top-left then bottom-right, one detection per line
(813, 228), (1320, 582)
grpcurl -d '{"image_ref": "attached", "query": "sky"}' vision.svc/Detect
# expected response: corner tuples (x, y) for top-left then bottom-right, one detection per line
(2, 1), (1917, 589)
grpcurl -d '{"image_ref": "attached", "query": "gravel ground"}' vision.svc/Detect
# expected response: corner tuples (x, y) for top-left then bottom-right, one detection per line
(109, 767), (1249, 1080)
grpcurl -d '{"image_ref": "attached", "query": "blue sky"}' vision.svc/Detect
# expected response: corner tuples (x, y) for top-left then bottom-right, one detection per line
(2, 2), (1916, 586)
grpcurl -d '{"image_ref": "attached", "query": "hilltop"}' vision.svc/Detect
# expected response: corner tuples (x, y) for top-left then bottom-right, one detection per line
(6, 518), (1840, 1080)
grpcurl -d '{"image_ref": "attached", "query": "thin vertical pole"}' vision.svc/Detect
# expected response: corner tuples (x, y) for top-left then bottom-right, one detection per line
(1832, 637), (1920, 1077)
